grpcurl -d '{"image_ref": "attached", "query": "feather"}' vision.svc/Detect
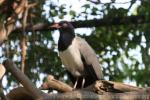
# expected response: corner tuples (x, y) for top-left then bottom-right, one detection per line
(76, 36), (103, 80)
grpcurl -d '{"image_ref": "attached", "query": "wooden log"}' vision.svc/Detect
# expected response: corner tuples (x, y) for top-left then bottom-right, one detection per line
(3, 59), (45, 100)
(4, 59), (150, 100)
(7, 87), (33, 100)
(0, 64), (6, 80)
(40, 75), (143, 94)
(40, 75), (73, 92)
(101, 80), (142, 92)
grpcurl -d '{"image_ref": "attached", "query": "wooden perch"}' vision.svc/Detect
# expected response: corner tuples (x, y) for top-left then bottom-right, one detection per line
(99, 80), (142, 92)
(40, 76), (150, 99)
(3, 59), (150, 100)
(46, 90), (150, 100)
(40, 75), (143, 94)
(84, 80), (143, 94)
(40, 75), (73, 92)
(12, 15), (147, 33)
(6, 87), (150, 100)
(3, 59), (45, 100)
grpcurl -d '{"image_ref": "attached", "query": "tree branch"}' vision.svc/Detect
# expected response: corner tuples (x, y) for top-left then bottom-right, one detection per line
(6, 87), (33, 100)
(13, 15), (147, 33)
(7, 87), (150, 100)
(20, 0), (28, 73)
(0, 0), (27, 45)
(0, 0), (4, 5)
(3, 59), (44, 100)
(40, 75), (73, 92)
(0, 64), (6, 80)
(3, 60), (150, 100)
(40, 75), (143, 94)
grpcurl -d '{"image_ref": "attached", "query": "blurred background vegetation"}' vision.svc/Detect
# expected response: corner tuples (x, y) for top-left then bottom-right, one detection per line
(0, 0), (150, 92)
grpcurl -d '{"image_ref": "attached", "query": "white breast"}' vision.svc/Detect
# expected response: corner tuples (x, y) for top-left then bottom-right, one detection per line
(59, 38), (84, 77)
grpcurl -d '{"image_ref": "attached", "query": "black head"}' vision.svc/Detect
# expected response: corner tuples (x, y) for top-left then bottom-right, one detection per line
(51, 21), (75, 51)
(50, 21), (74, 34)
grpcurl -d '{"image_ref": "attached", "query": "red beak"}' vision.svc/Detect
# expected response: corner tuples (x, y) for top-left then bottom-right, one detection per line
(50, 23), (61, 29)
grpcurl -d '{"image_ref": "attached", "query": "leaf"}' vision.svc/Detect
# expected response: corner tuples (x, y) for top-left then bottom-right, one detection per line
(69, 10), (76, 17)
(82, 4), (90, 9)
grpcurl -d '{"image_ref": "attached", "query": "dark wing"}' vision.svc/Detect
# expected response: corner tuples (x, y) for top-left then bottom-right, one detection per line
(76, 37), (103, 80)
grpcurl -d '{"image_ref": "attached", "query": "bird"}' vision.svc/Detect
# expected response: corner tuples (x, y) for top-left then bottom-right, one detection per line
(50, 21), (103, 88)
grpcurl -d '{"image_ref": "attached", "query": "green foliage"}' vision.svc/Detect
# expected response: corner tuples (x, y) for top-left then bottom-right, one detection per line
(1, 0), (150, 89)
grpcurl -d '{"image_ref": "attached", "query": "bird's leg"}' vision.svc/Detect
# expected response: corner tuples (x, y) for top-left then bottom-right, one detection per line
(73, 77), (78, 89)
(81, 77), (85, 88)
